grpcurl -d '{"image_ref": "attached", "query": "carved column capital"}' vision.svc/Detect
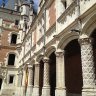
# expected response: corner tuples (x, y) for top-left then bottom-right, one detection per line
(34, 62), (40, 67)
(19, 70), (23, 75)
(55, 49), (64, 57)
(27, 64), (33, 69)
(43, 57), (49, 63)
(79, 34), (92, 45)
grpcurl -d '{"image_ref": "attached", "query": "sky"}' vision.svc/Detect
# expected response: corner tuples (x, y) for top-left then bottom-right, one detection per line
(0, 0), (8, 6)
(33, 0), (39, 12)
(0, 0), (39, 12)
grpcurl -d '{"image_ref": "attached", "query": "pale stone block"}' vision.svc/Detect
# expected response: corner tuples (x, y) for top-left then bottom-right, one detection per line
(32, 87), (39, 96)
(42, 87), (50, 96)
(55, 89), (66, 96)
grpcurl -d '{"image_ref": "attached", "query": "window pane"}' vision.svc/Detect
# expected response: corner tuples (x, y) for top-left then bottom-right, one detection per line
(8, 54), (15, 65)
(9, 76), (14, 84)
(11, 34), (17, 44)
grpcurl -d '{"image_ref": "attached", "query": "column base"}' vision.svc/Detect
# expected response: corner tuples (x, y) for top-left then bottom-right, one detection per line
(82, 88), (96, 96)
(41, 86), (50, 96)
(26, 86), (33, 96)
(32, 86), (39, 96)
(15, 87), (21, 96)
(21, 86), (26, 96)
(55, 88), (66, 96)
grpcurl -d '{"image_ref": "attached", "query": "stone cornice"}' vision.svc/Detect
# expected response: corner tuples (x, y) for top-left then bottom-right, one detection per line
(0, 45), (16, 50)
(0, 7), (20, 16)
(45, 22), (56, 35)
(1, 65), (18, 70)
(0, 26), (19, 32)
(79, 3), (96, 20)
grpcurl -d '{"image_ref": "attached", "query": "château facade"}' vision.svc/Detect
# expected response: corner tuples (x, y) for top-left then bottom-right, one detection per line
(0, 0), (96, 96)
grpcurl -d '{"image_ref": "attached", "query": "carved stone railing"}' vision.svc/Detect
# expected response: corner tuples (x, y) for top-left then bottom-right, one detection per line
(57, 1), (78, 33)
(80, 0), (96, 14)
(45, 23), (56, 44)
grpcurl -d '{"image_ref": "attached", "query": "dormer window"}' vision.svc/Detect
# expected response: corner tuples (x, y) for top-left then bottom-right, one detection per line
(9, 75), (14, 84)
(10, 34), (17, 44)
(15, 20), (19, 25)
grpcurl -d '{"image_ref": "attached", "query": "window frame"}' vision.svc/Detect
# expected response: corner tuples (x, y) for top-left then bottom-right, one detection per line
(7, 53), (16, 66)
(8, 75), (14, 84)
(15, 20), (19, 26)
(10, 33), (18, 45)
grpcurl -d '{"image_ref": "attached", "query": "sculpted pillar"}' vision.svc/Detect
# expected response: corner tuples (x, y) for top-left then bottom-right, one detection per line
(55, 49), (66, 96)
(16, 71), (22, 96)
(42, 57), (50, 96)
(21, 66), (26, 96)
(26, 64), (33, 96)
(79, 34), (96, 96)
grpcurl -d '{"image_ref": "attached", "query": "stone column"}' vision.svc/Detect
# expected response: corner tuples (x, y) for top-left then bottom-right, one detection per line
(55, 49), (66, 96)
(42, 57), (50, 96)
(21, 67), (26, 96)
(26, 64), (33, 96)
(79, 34), (96, 96)
(16, 71), (23, 96)
(32, 62), (40, 96)
(18, 72), (23, 96)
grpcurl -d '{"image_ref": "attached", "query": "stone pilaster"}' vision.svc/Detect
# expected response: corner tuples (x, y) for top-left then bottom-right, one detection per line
(42, 57), (50, 96)
(79, 34), (96, 96)
(21, 66), (26, 96)
(32, 62), (40, 96)
(55, 49), (66, 96)
(17, 71), (23, 87)
(26, 64), (33, 96)
(16, 71), (23, 96)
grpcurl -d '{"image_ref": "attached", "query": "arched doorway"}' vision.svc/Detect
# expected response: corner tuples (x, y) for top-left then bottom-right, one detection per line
(64, 39), (83, 96)
(39, 60), (44, 96)
(49, 52), (56, 96)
